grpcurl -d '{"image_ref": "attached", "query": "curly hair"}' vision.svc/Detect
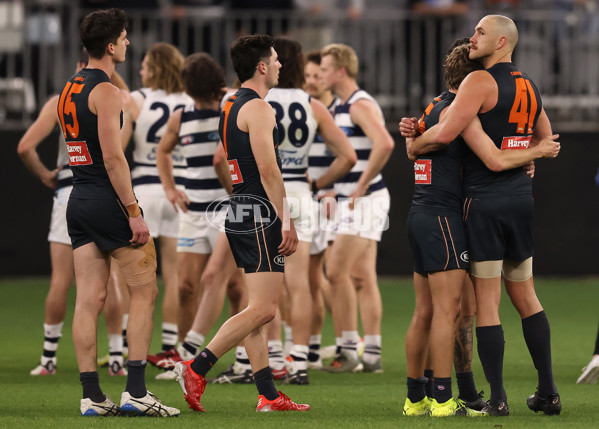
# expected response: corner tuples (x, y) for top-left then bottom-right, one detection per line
(444, 44), (484, 90)
(182, 53), (226, 103)
(144, 43), (185, 94)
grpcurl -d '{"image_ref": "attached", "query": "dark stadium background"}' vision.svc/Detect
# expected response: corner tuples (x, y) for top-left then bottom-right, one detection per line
(2, 129), (597, 276)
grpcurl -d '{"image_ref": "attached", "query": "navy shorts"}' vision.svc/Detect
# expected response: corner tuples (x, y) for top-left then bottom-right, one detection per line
(407, 212), (470, 275)
(463, 194), (534, 262)
(225, 199), (285, 273)
(67, 197), (133, 251)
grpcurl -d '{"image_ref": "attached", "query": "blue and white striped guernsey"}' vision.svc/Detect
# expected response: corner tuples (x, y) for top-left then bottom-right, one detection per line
(178, 103), (228, 212)
(307, 98), (338, 189)
(131, 88), (192, 188)
(265, 88), (317, 185)
(333, 89), (387, 198)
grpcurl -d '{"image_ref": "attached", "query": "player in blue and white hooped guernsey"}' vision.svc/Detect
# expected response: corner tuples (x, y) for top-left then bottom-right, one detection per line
(155, 53), (247, 377)
(319, 43), (395, 373)
(122, 43), (192, 358)
(303, 49), (341, 368)
(18, 53), (127, 378)
(264, 38), (356, 385)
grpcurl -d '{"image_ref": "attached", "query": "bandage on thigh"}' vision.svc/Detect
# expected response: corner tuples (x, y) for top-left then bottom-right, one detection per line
(111, 238), (157, 286)
(470, 260), (503, 279)
(502, 257), (533, 282)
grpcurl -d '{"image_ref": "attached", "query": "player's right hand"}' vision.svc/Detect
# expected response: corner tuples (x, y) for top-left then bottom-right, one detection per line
(41, 168), (59, 190)
(129, 214), (150, 246)
(399, 117), (418, 138)
(538, 134), (560, 158)
(279, 219), (298, 256)
(166, 188), (190, 213)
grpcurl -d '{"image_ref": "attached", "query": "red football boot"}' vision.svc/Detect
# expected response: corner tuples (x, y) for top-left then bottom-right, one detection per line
(256, 391), (310, 412)
(147, 348), (183, 370)
(173, 360), (207, 412)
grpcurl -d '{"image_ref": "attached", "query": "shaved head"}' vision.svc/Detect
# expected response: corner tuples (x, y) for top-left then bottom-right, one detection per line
(485, 14), (518, 50)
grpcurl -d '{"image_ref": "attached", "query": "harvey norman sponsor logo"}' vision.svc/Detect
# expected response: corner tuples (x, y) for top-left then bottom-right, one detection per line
(66, 141), (92, 166)
(414, 159), (432, 184)
(501, 136), (530, 150)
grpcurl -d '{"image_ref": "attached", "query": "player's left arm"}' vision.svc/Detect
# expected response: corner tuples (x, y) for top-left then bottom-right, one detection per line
(120, 90), (143, 150)
(530, 107), (553, 146)
(409, 70), (493, 157)
(349, 99), (394, 201)
(461, 116), (560, 172)
(213, 143), (233, 195)
(311, 97), (357, 191)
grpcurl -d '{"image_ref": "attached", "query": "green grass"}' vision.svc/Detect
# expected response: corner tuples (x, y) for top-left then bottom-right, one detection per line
(0, 277), (597, 428)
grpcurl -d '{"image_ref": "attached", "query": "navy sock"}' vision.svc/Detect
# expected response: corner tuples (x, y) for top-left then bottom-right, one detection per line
(80, 371), (106, 403)
(594, 323), (599, 355)
(456, 371), (479, 402)
(433, 377), (452, 404)
(476, 325), (507, 404)
(522, 311), (557, 397)
(254, 366), (279, 400)
(424, 369), (434, 398)
(125, 360), (147, 398)
(407, 377), (427, 403)
(190, 348), (218, 377)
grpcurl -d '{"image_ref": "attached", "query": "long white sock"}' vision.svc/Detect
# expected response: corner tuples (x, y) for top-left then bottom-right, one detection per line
(235, 346), (251, 371)
(182, 330), (204, 357)
(290, 344), (309, 371)
(362, 334), (382, 364)
(341, 330), (359, 360)
(122, 313), (129, 354)
(161, 322), (178, 351)
(41, 322), (63, 366)
(268, 340), (285, 370)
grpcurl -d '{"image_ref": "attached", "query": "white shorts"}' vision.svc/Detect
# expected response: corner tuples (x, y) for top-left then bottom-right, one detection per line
(177, 208), (226, 254)
(47, 186), (72, 245)
(135, 184), (180, 238)
(286, 189), (315, 243)
(310, 198), (335, 255)
(336, 188), (390, 242)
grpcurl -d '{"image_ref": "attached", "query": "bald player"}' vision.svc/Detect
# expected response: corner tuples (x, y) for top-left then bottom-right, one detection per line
(405, 15), (561, 416)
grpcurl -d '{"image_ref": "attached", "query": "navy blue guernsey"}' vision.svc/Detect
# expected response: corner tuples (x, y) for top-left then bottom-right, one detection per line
(462, 62), (542, 196)
(57, 68), (123, 199)
(409, 90), (465, 216)
(219, 87), (281, 199)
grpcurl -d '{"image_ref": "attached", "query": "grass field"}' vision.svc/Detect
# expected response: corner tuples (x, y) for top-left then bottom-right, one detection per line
(0, 276), (597, 428)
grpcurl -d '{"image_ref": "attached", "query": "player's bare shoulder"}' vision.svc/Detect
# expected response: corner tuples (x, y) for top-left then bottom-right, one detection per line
(237, 97), (275, 132)
(89, 81), (123, 115)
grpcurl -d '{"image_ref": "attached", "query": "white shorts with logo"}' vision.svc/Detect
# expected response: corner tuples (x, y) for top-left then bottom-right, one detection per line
(336, 188), (390, 242)
(285, 182), (315, 244)
(48, 186), (72, 245)
(310, 198), (336, 255)
(177, 208), (226, 254)
(135, 184), (180, 238)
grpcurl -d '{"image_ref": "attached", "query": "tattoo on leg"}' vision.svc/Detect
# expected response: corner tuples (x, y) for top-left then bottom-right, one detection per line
(454, 315), (474, 373)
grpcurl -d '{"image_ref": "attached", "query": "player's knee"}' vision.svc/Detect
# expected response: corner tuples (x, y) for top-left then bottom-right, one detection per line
(325, 265), (346, 286)
(503, 257), (533, 282)
(226, 280), (244, 303)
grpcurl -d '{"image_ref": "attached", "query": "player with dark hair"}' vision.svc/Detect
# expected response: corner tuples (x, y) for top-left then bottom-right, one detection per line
(155, 52), (246, 382)
(264, 37), (355, 385)
(19, 51), (128, 378)
(402, 15), (562, 416)
(173, 34), (309, 412)
(59, 8), (178, 416)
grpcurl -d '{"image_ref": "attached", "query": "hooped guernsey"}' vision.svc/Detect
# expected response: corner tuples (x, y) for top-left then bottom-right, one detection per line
(462, 62), (542, 196)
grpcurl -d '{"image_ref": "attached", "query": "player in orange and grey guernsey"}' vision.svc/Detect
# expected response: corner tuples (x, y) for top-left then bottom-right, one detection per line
(404, 15), (562, 416)
(58, 8), (178, 416)
(173, 34), (309, 413)
(19, 50), (129, 378)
